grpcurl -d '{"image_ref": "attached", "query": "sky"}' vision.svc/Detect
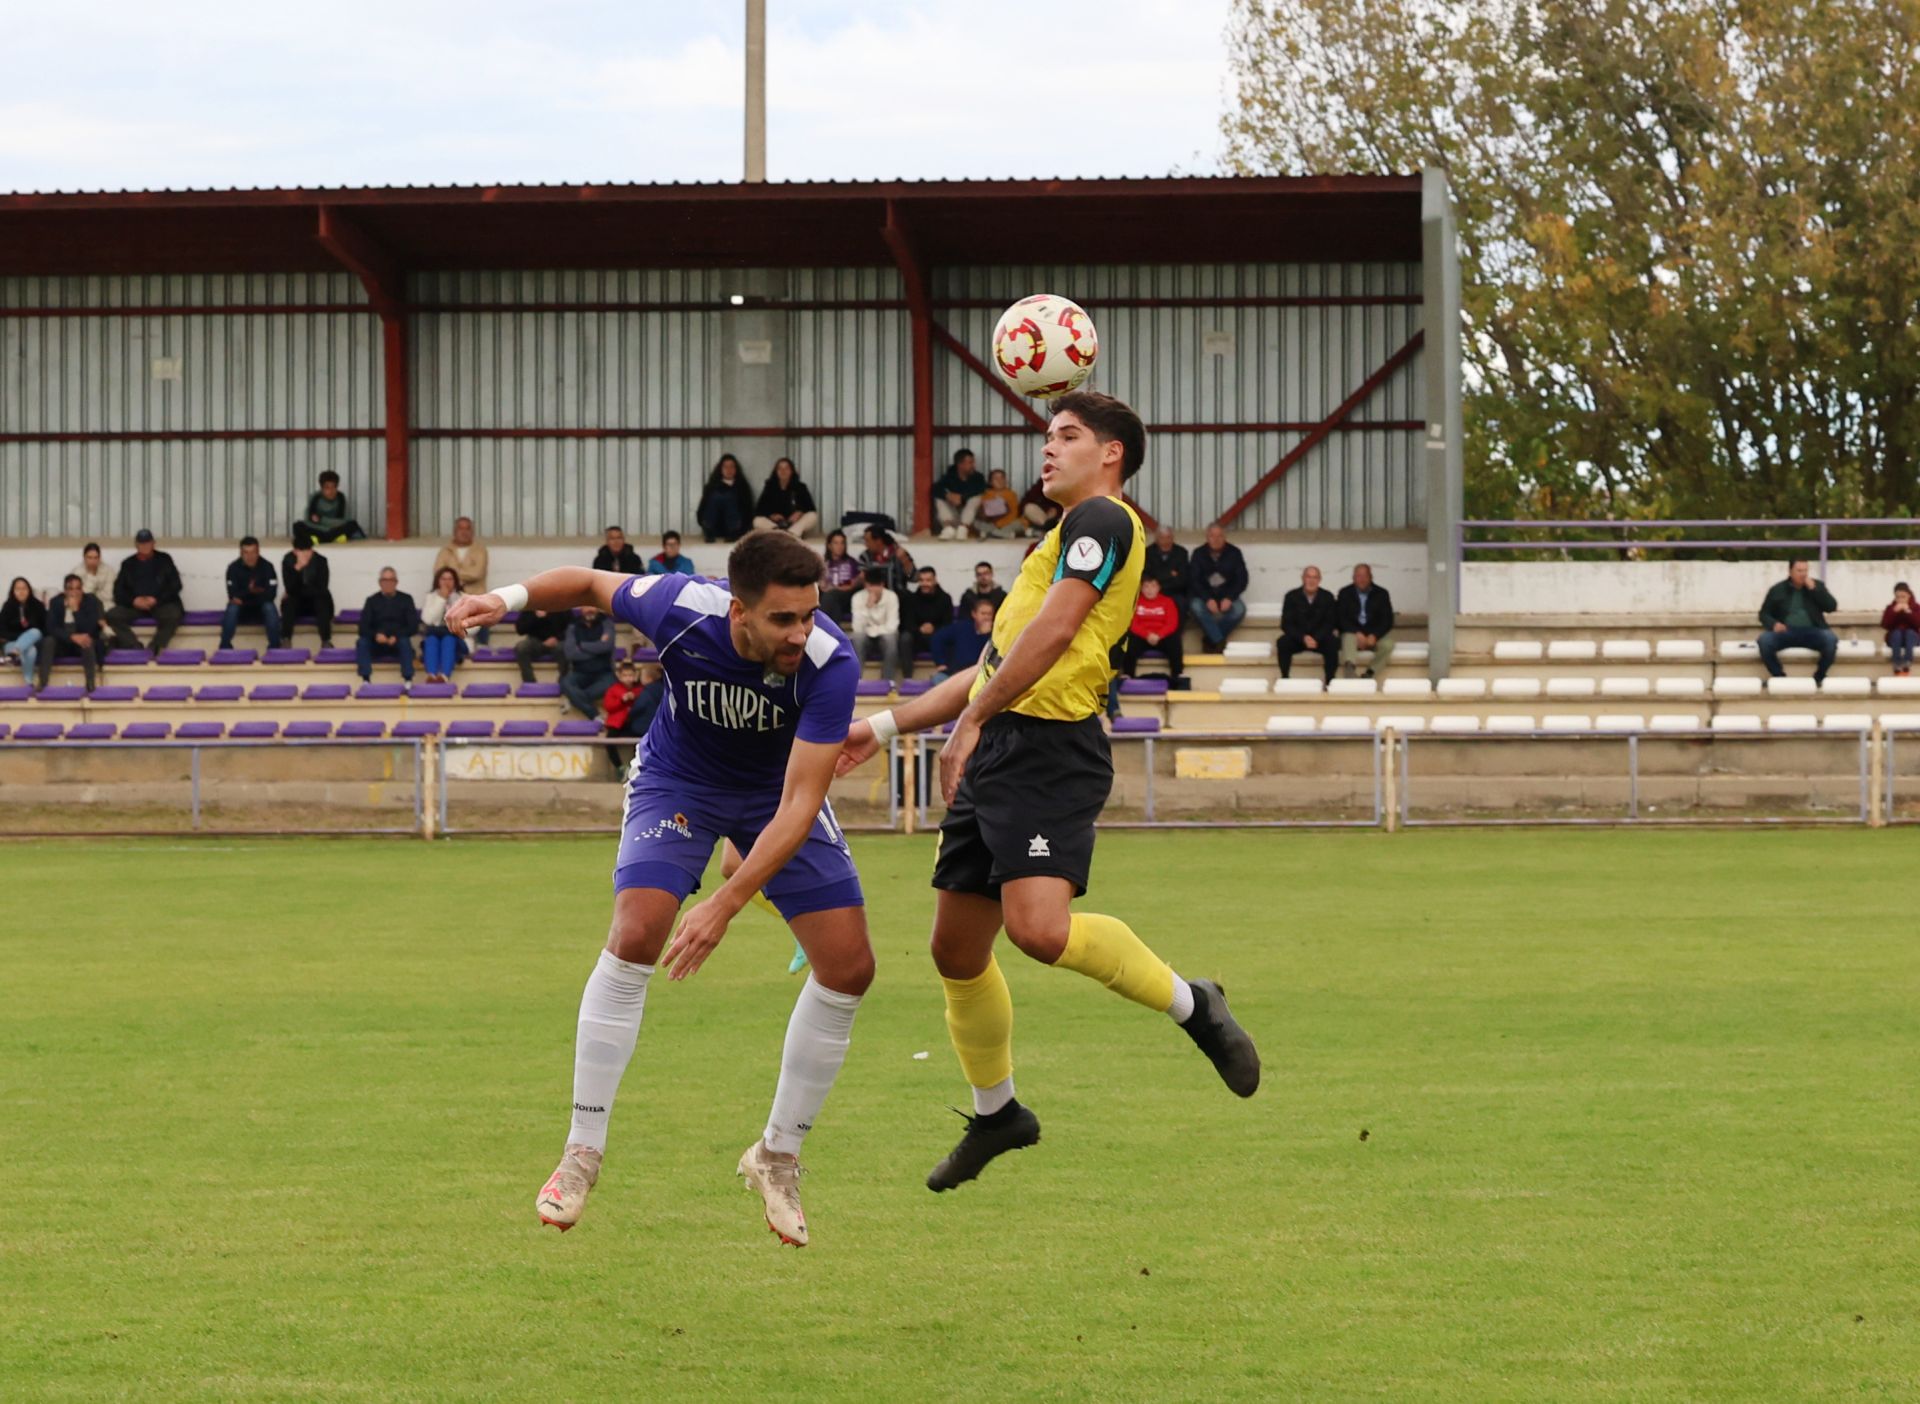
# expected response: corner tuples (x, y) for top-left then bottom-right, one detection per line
(0, 1), (1236, 192)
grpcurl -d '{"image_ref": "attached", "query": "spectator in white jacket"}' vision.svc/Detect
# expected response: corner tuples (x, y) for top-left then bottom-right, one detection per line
(850, 566), (902, 682)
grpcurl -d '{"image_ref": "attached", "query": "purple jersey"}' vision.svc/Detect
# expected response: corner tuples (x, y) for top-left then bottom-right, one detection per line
(611, 572), (859, 792)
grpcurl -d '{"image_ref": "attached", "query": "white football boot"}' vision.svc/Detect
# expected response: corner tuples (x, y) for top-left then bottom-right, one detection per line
(536, 1143), (602, 1231)
(737, 1139), (809, 1247)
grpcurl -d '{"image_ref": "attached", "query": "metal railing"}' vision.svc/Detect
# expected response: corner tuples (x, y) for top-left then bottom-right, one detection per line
(1460, 518), (1920, 575)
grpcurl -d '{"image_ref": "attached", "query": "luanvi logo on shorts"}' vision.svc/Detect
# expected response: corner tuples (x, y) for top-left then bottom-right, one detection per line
(1028, 834), (1051, 857)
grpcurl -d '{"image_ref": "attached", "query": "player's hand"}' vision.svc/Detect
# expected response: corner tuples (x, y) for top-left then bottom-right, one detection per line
(661, 896), (734, 981)
(446, 592), (507, 639)
(940, 716), (981, 805)
(836, 719), (879, 776)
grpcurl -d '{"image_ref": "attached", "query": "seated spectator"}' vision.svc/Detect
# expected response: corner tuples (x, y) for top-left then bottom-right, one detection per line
(1336, 563), (1396, 678)
(697, 454), (756, 542)
(561, 606), (618, 718)
(2, 577), (46, 684)
(1145, 524), (1190, 600)
(356, 567), (420, 682)
(513, 607), (571, 683)
(858, 525), (915, 594)
(38, 574), (102, 693)
(432, 516), (489, 596)
(1188, 523), (1248, 652)
(934, 448), (987, 539)
(1757, 560), (1838, 683)
(900, 566), (954, 678)
(1020, 475), (1062, 535)
(977, 469), (1023, 538)
(1118, 575), (1183, 683)
(930, 597), (997, 683)
(819, 530), (861, 625)
(593, 526), (644, 574)
(75, 542), (114, 661)
(219, 536), (282, 650)
(107, 529), (185, 655)
(599, 659), (665, 768)
(958, 561), (1007, 617)
(1883, 582), (1920, 677)
(752, 457), (821, 538)
(298, 469), (365, 542)
(1277, 565), (1339, 683)
(851, 566), (902, 682)
(647, 530), (695, 576)
(281, 529), (335, 647)
(419, 566), (467, 683)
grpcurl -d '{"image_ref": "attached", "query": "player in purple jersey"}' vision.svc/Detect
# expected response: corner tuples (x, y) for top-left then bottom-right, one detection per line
(447, 531), (870, 1247)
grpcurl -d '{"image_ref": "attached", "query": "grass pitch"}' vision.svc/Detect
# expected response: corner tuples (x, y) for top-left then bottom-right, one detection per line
(3, 829), (1917, 1402)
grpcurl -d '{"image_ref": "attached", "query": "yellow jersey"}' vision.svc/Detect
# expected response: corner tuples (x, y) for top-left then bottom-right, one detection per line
(970, 494), (1145, 722)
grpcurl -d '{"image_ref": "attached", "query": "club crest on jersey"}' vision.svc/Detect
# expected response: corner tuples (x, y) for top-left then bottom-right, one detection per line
(1065, 536), (1105, 572)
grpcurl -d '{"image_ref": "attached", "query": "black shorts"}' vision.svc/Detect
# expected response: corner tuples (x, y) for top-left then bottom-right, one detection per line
(932, 712), (1112, 899)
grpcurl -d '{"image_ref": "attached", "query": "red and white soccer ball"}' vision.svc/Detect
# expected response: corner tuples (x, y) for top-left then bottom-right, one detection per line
(991, 293), (1098, 400)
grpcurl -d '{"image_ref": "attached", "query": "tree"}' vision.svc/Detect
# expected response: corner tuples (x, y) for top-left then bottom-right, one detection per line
(1224, 0), (1920, 524)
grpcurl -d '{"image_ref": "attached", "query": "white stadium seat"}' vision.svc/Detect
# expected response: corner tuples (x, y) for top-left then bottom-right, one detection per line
(1493, 641), (1544, 661)
(1593, 714), (1646, 732)
(1836, 639), (1878, 660)
(1491, 677), (1542, 699)
(1881, 714), (1920, 732)
(1376, 714), (1428, 733)
(1546, 640), (1598, 661)
(1600, 676), (1652, 698)
(1428, 715), (1482, 734)
(1394, 641), (1430, 664)
(1711, 714), (1764, 732)
(1327, 678), (1378, 697)
(1271, 678), (1325, 698)
(1766, 677), (1818, 697)
(1655, 677), (1707, 698)
(1222, 640), (1270, 661)
(1766, 713), (1820, 732)
(1483, 715), (1536, 733)
(1648, 714), (1701, 733)
(1539, 714), (1594, 733)
(1219, 678), (1270, 696)
(1878, 676), (1920, 697)
(1318, 715), (1375, 735)
(1821, 714), (1874, 733)
(1712, 677), (1764, 699)
(1242, 602), (1283, 626)
(1436, 678), (1487, 700)
(1820, 677), (1871, 698)
(1380, 678), (1433, 697)
(1545, 677), (1598, 698)
(1655, 639), (1708, 660)
(1264, 714), (1318, 734)
(1602, 639), (1652, 660)
(1719, 640), (1760, 660)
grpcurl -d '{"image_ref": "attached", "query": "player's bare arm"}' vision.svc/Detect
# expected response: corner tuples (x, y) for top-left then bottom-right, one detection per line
(661, 736), (842, 981)
(445, 568), (645, 637)
(836, 665), (980, 776)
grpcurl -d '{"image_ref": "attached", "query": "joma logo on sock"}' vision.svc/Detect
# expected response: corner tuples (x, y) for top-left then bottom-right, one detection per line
(573, 1103), (606, 1114)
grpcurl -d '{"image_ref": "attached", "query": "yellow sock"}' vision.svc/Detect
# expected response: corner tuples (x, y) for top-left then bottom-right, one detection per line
(1055, 912), (1176, 1013)
(748, 890), (781, 920)
(941, 956), (1014, 1089)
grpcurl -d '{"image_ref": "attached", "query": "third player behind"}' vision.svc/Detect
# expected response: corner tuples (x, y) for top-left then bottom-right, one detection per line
(837, 390), (1260, 1191)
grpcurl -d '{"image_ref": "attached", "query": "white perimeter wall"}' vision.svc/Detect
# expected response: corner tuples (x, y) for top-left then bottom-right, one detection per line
(1460, 560), (1920, 617)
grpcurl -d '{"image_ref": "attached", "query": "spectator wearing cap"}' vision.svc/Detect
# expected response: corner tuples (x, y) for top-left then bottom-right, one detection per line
(851, 566), (902, 682)
(513, 607), (571, 683)
(561, 607), (618, 718)
(900, 566), (954, 679)
(299, 470), (365, 542)
(930, 596), (998, 684)
(356, 566), (419, 682)
(647, 531), (696, 577)
(1882, 582), (1920, 677)
(752, 457), (821, 538)
(39, 575), (103, 693)
(1277, 565), (1339, 683)
(1756, 560), (1839, 683)
(1336, 563), (1396, 678)
(281, 530), (335, 647)
(2, 577), (46, 685)
(219, 536), (282, 650)
(107, 529), (185, 655)
(593, 526), (644, 575)
(1188, 523), (1249, 652)
(934, 449), (987, 539)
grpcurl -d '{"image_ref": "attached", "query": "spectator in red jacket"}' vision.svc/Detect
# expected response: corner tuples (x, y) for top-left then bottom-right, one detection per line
(1883, 582), (1920, 676)
(1117, 575), (1184, 683)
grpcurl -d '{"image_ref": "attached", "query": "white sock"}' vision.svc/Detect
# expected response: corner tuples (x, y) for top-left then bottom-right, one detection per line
(763, 977), (862, 1155)
(972, 1076), (1015, 1117)
(1166, 973), (1196, 1024)
(567, 949), (653, 1153)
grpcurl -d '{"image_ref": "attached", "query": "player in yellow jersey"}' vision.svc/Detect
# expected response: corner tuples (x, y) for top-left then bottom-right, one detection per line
(837, 391), (1259, 1190)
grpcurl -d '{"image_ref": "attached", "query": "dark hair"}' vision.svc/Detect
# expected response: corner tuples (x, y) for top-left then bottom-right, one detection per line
(662, 530), (681, 545)
(971, 595), (996, 612)
(606, 524), (625, 536)
(83, 541), (100, 555)
(1050, 390), (1146, 481)
(918, 566), (937, 578)
(433, 566), (460, 591)
(1897, 581), (1912, 595)
(240, 535), (259, 550)
(729, 529), (824, 605)
(825, 529), (848, 557)
(291, 523), (314, 550)
(9, 576), (31, 598)
(318, 470), (341, 486)
(770, 457), (798, 484)
(975, 560), (992, 572)
(1788, 558), (1810, 571)
(951, 447), (974, 467)
(708, 454), (743, 485)
(62, 574), (81, 589)
(862, 565), (888, 586)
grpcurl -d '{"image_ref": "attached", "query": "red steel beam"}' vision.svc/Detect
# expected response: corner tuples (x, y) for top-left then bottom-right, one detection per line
(1217, 331), (1425, 528)
(880, 200), (935, 533)
(316, 207), (410, 540)
(929, 321), (1048, 432)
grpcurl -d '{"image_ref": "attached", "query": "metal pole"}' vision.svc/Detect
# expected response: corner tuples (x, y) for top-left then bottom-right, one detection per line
(744, 0), (767, 182)
(190, 745), (201, 830)
(437, 739), (450, 836)
(1870, 723), (1887, 826)
(1384, 730), (1403, 831)
(419, 739), (435, 841)
(901, 735), (918, 836)
(1819, 521), (1829, 577)
(886, 736), (899, 832)
(1627, 733), (1639, 821)
(1143, 736), (1156, 822)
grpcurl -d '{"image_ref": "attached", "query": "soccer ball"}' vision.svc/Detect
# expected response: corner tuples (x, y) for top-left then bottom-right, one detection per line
(991, 294), (1098, 399)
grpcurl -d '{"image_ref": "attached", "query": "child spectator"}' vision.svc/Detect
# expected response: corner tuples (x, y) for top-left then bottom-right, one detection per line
(1883, 581), (1920, 677)
(300, 470), (365, 542)
(977, 468), (1023, 538)
(1118, 575), (1184, 683)
(419, 565), (467, 682)
(647, 530), (696, 576)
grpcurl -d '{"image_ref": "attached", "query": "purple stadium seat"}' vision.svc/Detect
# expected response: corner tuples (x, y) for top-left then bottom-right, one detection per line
(631, 647), (660, 663)
(183, 609), (225, 627)
(517, 682), (561, 699)
(408, 681), (456, 700)
(0, 722), (9, 740)
(122, 721), (172, 740)
(553, 719), (604, 738)
(15, 722), (64, 740)
(229, 720), (280, 739)
(35, 685), (87, 702)
(142, 685), (192, 703)
(392, 720), (442, 738)
(0, 685), (30, 703)
(67, 722), (117, 740)
(501, 611), (521, 623)
(210, 649), (257, 666)
(88, 685), (139, 703)
(175, 721), (225, 740)
(461, 681), (510, 700)
(498, 720), (549, 739)
(336, 720), (386, 739)
(1119, 678), (1169, 696)
(249, 683), (298, 702)
(854, 679), (892, 697)
(301, 683), (351, 701)
(446, 719), (495, 739)
(262, 647), (311, 665)
(105, 649), (150, 666)
(156, 649), (206, 666)
(315, 647), (358, 665)
(898, 680), (931, 696)
(1110, 716), (1161, 733)
(193, 685), (244, 703)
(336, 609), (363, 625)
(471, 647), (517, 663)
(355, 682), (405, 701)
(282, 720), (333, 739)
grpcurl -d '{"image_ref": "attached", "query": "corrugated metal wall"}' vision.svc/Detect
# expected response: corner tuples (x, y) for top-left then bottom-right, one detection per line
(934, 263), (1424, 531)
(785, 267), (911, 533)
(0, 274), (382, 539)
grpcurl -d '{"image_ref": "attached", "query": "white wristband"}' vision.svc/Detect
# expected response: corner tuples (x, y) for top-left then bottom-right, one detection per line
(497, 582), (529, 613)
(868, 709), (900, 745)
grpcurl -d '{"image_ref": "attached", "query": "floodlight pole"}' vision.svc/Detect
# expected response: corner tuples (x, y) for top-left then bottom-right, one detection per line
(744, 0), (767, 182)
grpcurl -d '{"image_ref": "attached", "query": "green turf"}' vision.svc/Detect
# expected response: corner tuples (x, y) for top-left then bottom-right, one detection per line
(3, 830), (1917, 1402)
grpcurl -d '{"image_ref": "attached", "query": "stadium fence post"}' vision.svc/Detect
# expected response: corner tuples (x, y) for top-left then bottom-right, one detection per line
(1382, 728), (1400, 832)
(189, 745), (202, 831)
(1142, 736), (1156, 822)
(1869, 721), (1886, 828)
(420, 738), (437, 841)
(900, 736), (917, 835)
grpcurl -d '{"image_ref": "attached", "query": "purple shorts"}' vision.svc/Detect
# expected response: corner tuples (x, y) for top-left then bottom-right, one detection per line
(611, 767), (864, 919)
